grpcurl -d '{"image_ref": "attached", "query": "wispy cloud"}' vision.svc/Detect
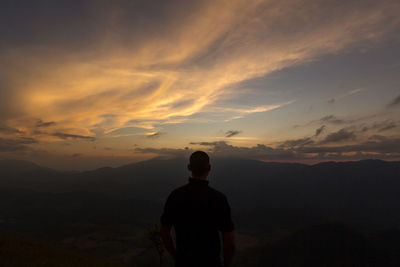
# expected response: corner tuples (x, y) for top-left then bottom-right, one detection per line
(321, 128), (356, 144)
(363, 120), (398, 133)
(137, 136), (400, 161)
(225, 130), (241, 138)
(377, 122), (397, 132)
(297, 138), (400, 155)
(319, 115), (346, 124)
(219, 102), (294, 121)
(315, 125), (326, 136)
(146, 132), (163, 139)
(134, 147), (191, 157)
(0, 125), (23, 134)
(327, 88), (365, 103)
(1, 0), (398, 142)
(36, 119), (56, 128)
(52, 132), (96, 141)
(387, 95), (400, 108)
(0, 137), (37, 152)
(280, 137), (314, 148)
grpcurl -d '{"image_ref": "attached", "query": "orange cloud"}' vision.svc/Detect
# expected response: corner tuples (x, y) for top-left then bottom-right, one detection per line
(0, 0), (399, 146)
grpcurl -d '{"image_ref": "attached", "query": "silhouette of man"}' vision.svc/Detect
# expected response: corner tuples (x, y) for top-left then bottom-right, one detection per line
(160, 151), (235, 267)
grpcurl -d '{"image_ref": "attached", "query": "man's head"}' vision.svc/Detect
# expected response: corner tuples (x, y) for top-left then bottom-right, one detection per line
(188, 151), (210, 178)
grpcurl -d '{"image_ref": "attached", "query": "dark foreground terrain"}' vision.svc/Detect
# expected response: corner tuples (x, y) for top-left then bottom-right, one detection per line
(1, 158), (400, 266)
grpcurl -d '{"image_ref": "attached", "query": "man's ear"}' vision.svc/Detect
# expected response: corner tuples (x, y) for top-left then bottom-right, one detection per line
(187, 164), (192, 172)
(207, 164), (211, 172)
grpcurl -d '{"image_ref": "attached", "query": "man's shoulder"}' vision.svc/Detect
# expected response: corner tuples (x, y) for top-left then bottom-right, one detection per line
(169, 183), (227, 199)
(166, 184), (189, 198)
(207, 186), (227, 199)
(170, 183), (190, 193)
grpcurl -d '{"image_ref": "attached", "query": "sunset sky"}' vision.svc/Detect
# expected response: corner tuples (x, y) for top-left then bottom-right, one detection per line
(1, 0), (399, 170)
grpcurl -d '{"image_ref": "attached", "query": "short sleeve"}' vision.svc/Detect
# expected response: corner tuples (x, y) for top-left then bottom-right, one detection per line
(218, 195), (235, 232)
(160, 192), (175, 227)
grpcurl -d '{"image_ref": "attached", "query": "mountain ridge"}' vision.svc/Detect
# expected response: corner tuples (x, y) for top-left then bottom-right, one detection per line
(2, 157), (398, 174)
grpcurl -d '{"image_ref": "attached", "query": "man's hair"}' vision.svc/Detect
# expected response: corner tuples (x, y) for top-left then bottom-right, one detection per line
(189, 151), (210, 176)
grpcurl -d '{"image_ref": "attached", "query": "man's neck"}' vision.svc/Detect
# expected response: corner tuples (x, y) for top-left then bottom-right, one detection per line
(191, 174), (208, 180)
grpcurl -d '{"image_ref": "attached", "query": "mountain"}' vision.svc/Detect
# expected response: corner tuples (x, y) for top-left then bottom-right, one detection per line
(237, 222), (400, 267)
(1, 158), (400, 266)
(0, 233), (125, 267)
(0, 159), (51, 173)
(1, 158), (400, 230)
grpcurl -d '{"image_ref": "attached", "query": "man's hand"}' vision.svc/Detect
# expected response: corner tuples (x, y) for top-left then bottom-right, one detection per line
(222, 231), (236, 267)
(160, 225), (176, 260)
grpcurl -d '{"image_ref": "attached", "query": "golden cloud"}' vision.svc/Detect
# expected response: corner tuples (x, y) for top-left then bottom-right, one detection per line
(1, 0), (399, 144)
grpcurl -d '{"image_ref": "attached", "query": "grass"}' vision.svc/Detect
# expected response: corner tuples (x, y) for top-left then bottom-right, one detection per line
(0, 233), (127, 267)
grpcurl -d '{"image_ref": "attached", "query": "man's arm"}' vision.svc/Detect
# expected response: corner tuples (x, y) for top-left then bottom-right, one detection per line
(222, 231), (235, 267)
(160, 225), (176, 261)
(160, 191), (176, 260)
(219, 194), (235, 267)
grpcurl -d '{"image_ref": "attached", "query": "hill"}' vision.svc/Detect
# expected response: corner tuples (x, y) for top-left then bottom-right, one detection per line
(1, 158), (400, 266)
(0, 233), (125, 267)
(1, 158), (400, 229)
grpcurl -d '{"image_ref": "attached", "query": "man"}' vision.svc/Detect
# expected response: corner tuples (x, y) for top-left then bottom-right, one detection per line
(160, 151), (236, 267)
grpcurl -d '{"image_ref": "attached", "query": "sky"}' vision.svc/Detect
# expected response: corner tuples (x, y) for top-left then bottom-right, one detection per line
(0, 0), (399, 170)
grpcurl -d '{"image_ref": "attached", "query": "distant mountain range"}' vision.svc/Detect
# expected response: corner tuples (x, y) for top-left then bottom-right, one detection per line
(1, 158), (400, 230)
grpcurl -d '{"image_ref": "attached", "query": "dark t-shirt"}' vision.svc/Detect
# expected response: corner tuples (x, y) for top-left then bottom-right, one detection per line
(160, 178), (234, 267)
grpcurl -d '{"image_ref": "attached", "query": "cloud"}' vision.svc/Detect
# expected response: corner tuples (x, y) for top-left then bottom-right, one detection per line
(1, 0), (399, 142)
(346, 88), (364, 96)
(191, 141), (296, 160)
(368, 135), (387, 142)
(364, 120), (399, 133)
(136, 134), (400, 161)
(36, 119), (56, 128)
(297, 114), (381, 129)
(320, 115), (346, 124)
(340, 88), (365, 99)
(204, 102), (294, 122)
(52, 132), (96, 141)
(377, 122), (397, 132)
(225, 130), (241, 138)
(315, 125), (326, 136)
(327, 88), (365, 104)
(106, 127), (145, 137)
(134, 147), (191, 157)
(321, 128), (356, 143)
(190, 141), (226, 147)
(0, 125), (23, 134)
(387, 95), (400, 108)
(146, 132), (163, 139)
(297, 138), (400, 155)
(0, 137), (37, 152)
(279, 137), (314, 148)
(190, 141), (218, 146)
